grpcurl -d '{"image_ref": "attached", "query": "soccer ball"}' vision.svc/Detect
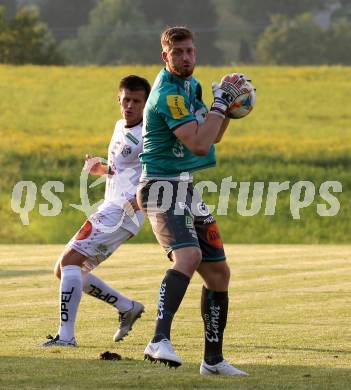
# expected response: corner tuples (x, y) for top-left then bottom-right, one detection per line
(224, 74), (256, 119)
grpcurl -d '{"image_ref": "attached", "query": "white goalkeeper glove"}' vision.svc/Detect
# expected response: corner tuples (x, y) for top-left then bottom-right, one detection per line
(210, 73), (249, 118)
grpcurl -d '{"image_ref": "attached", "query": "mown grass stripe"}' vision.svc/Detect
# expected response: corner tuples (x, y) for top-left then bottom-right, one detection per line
(1, 244), (350, 390)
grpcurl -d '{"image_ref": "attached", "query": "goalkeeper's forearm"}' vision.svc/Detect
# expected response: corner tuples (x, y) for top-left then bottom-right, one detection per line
(173, 113), (225, 156)
(214, 117), (230, 143)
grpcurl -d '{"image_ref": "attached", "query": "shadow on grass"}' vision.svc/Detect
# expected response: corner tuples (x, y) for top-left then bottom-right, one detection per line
(229, 344), (351, 355)
(0, 269), (52, 278)
(0, 356), (350, 390)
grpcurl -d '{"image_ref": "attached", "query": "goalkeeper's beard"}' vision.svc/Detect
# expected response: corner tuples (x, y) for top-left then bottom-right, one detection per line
(170, 63), (194, 79)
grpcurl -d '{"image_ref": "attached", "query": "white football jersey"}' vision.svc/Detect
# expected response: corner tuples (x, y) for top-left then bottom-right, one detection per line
(103, 119), (143, 207)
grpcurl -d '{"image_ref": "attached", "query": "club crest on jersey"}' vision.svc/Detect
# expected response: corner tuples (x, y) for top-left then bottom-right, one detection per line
(121, 145), (132, 158)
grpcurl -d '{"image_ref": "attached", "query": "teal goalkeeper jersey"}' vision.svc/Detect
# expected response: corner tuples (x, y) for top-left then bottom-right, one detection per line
(140, 68), (216, 177)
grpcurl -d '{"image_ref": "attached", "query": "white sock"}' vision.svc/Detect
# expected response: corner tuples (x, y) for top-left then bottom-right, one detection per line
(58, 265), (82, 341)
(82, 272), (133, 313)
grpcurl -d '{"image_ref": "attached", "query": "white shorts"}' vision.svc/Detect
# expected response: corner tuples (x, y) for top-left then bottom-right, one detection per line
(68, 204), (144, 271)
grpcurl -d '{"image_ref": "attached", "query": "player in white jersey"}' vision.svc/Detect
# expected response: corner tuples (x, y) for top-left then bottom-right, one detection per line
(42, 75), (151, 347)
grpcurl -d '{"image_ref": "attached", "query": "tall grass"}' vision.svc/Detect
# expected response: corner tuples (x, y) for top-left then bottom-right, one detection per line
(1, 65), (350, 243)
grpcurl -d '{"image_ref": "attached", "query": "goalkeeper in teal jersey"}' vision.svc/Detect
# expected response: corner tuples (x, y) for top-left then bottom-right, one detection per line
(137, 26), (250, 376)
(140, 68), (216, 176)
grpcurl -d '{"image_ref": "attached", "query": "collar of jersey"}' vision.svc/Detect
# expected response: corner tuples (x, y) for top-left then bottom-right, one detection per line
(162, 68), (192, 89)
(122, 118), (142, 130)
(124, 118), (143, 129)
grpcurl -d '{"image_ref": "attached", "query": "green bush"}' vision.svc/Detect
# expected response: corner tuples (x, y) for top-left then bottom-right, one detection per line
(257, 13), (351, 65)
(325, 20), (351, 65)
(0, 6), (63, 64)
(62, 0), (161, 65)
(257, 14), (326, 65)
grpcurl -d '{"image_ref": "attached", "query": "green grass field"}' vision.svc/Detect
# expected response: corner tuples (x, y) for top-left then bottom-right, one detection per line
(1, 65), (350, 244)
(0, 244), (350, 389)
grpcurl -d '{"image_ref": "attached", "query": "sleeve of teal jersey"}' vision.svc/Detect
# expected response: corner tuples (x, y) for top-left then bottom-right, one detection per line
(156, 86), (196, 131)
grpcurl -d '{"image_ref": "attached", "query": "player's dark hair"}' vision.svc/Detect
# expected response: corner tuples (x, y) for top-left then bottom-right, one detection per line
(161, 26), (194, 50)
(119, 75), (151, 100)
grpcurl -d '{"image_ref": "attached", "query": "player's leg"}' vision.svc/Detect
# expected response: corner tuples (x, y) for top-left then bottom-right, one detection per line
(42, 247), (85, 347)
(81, 270), (144, 342)
(138, 180), (200, 366)
(154, 246), (201, 340)
(198, 261), (247, 376)
(43, 212), (144, 346)
(197, 261), (230, 366)
(195, 216), (248, 376)
(55, 260), (141, 318)
(75, 210), (145, 341)
(143, 246), (201, 367)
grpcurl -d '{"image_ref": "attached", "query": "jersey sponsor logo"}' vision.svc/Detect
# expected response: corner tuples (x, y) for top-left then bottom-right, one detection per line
(206, 223), (223, 249)
(121, 145), (132, 158)
(75, 220), (92, 240)
(167, 95), (189, 119)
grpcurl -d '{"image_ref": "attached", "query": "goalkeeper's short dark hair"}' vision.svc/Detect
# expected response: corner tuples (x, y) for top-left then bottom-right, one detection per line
(161, 26), (194, 50)
(119, 75), (151, 100)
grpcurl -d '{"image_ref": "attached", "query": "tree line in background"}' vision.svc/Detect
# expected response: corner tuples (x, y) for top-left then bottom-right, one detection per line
(0, 0), (350, 65)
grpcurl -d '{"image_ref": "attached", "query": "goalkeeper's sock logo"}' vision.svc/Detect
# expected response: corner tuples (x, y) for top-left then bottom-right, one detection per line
(204, 305), (220, 343)
(157, 282), (166, 320)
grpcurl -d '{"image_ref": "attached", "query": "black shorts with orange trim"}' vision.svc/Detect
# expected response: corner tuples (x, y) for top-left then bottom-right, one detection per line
(137, 180), (226, 262)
